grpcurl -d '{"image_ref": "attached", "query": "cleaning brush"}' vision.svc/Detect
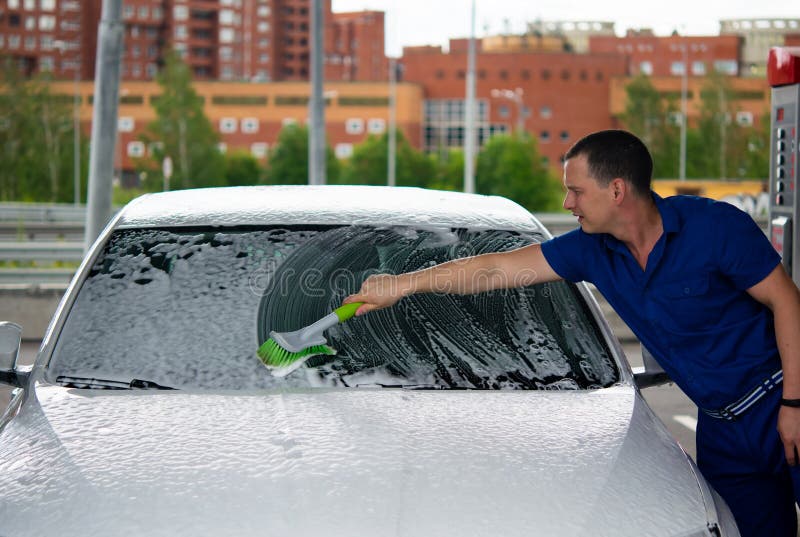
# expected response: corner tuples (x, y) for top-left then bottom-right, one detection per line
(257, 302), (363, 377)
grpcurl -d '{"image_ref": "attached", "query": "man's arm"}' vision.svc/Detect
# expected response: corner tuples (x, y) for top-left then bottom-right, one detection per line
(343, 242), (562, 316)
(747, 264), (800, 465)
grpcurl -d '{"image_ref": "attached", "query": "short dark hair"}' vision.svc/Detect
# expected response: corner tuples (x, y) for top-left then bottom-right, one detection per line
(564, 130), (653, 198)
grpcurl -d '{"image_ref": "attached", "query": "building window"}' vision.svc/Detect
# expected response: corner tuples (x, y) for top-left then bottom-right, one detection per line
(131, 64), (142, 77)
(435, 69), (444, 79)
(259, 38), (269, 47)
(146, 63), (157, 77)
(713, 60), (738, 75)
(579, 70), (588, 81)
(686, 61), (704, 76)
(220, 47), (233, 60)
(8, 36), (20, 49)
(25, 17), (36, 30)
(24, 36), (35, 50)
(258, 21), (270, 33)
(259, 53), (269, 63)
(521, 69), (530, 80)
(219, 9), (234, 25)
(560, 69), (570, 80)
(23, 0), (34, 9)
(220, 28), (234, 43)
(499, 70), (508, 80)
(541, 69), (551, 80)
(257, 5), (271, 16)
(39, 56), (54, 70)
(221, 66), (234, 80)
(152, 7), (162, 20)
(498, 104), (510, 119)
(281, 118), (297, 126)
(175, 26), (188, 40)
(174, 6), (188, 20)
(367, 118), (386, 134)
(560, 131), (570, 142)
(127, 141), (145, 158)
(670, 62), (686, 76)
(335, 143), (353, 159)
(8, 0), (19, 8)
(251, 143), (268, 158)
(138, 6), (148, 19)
(345, 118), (364, 135)
(219, 118), (237, 133)
(40, 0), (55, 10)
(540, 106), (552, 119)
(639, 61), (653, 76)
(118, 117), (135, 132)
(540, 130), (551, 142)
(241, 118), (259, 133)
(123, 5), (134, 19)
(736, 111), (754, 126)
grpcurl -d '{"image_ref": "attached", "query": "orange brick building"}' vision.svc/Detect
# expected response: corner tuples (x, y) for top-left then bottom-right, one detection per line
(400, 40), (628, 166)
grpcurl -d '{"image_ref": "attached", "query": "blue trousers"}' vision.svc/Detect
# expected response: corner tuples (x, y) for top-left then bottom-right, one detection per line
(697, 387), (800, 537)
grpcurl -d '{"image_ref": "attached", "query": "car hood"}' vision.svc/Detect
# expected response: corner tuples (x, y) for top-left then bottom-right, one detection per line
(0, 385), (708, 537)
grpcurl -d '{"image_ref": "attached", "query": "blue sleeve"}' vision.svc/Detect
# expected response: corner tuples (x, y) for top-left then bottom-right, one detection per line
(714, 201), (781, 290)
(540, 229), (590, 283)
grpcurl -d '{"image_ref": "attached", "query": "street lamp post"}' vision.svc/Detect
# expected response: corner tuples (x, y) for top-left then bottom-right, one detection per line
(491, 87), (525, 135)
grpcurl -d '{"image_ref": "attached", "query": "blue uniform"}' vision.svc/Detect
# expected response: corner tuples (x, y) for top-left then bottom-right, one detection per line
(541, 193), (797, 536)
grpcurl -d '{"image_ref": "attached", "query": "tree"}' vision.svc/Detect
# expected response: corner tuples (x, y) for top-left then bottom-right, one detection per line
(139, 51), (224, 191)
(475, 134), (562, 211)
(338, 130), (436, 187)
(621, 74), (680, 179)
(431, 149), (464, 192)
(265, 123), (339, 184)
(0, 60), (84, 202)
(224, 151), (263, 186)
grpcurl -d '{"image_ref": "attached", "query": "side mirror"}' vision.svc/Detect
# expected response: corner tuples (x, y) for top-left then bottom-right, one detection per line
(0, 322), (27, 388)
(632, 344), (671, 389)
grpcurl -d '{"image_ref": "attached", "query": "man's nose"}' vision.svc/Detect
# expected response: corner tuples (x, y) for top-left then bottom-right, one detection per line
(563, 192), (573, 210)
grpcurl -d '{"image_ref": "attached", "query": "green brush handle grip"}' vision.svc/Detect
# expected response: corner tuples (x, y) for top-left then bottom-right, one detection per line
(334, 302), (363, 322)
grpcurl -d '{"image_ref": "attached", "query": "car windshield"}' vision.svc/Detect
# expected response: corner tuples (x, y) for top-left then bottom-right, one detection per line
(47, 225), (619, 390)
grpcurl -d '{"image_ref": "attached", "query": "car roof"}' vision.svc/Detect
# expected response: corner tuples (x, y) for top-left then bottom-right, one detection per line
(117, 185), (546, 233)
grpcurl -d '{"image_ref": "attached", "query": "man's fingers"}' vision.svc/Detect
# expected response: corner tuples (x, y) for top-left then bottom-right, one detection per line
(784, 442), (797, 466)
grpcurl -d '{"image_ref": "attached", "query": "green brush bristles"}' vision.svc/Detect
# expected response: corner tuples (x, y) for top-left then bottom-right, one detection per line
(257, 338), (336, 377)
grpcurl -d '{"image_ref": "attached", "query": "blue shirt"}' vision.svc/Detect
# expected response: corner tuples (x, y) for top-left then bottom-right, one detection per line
(541, 193), (781, 410)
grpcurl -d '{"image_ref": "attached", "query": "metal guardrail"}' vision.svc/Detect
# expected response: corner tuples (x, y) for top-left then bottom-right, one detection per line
(0, 242), (84, 263)
(0, 203), (90, 223)
(0, 268), (75, 285)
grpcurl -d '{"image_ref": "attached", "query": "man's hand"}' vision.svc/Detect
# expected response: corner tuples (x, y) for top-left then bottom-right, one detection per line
(343, 274), (408, 316)
(778, 405), (800, 466)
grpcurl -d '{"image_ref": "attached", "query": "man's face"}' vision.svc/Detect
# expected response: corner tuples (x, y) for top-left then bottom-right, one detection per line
(562, 155), (616, 234)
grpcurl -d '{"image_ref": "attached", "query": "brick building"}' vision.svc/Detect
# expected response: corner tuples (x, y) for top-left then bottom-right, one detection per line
(400, 41), (628, 167)
(0, 0), (387, 82)
(47, 79), (422, 180)
(589, 32), (743, 78)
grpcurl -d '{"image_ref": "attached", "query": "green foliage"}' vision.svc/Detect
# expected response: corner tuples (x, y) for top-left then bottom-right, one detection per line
(0, 60), (87, 202)
(265, 123), (339, 184)
(475, 134), (562, 211)
(430, 149), (464, 191)
(622, 72), (769, 180)
(622, 74), (681, 179)
(338, 130), (436, 187)
(224, 151), (263, 186)
(139, 50), (225, 190)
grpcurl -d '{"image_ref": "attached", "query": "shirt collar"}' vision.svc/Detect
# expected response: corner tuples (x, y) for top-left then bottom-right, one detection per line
(602, 191), (681, 252)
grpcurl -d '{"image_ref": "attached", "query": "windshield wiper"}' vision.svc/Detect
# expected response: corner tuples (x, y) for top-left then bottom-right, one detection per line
(56, 376), (176, 390)
(353, 383), (472, 390)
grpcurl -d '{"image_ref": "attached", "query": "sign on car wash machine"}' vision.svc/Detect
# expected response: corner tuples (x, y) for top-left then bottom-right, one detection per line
(768, 47), (800, 284)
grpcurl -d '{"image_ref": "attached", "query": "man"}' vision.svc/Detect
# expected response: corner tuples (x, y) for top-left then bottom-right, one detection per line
(344, 129), (800, 536)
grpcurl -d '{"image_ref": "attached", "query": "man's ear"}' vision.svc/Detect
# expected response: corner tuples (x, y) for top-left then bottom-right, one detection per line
(610, 178), (626, 204)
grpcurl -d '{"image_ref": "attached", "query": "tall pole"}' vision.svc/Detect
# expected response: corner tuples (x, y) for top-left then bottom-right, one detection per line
(463, 0), (477, 194)
(679, 43), (687, 181)
(73, 54), (81, 205)
(308, 0), (325, 185)
(85, 0), (123, 251)
(387, 57), (397, 186)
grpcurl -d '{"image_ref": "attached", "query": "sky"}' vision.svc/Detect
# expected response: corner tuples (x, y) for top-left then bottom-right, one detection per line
(332, 0), (797, 57)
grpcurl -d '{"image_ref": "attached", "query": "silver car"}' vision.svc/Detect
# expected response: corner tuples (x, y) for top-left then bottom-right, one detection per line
(0, 186), (738, 536)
